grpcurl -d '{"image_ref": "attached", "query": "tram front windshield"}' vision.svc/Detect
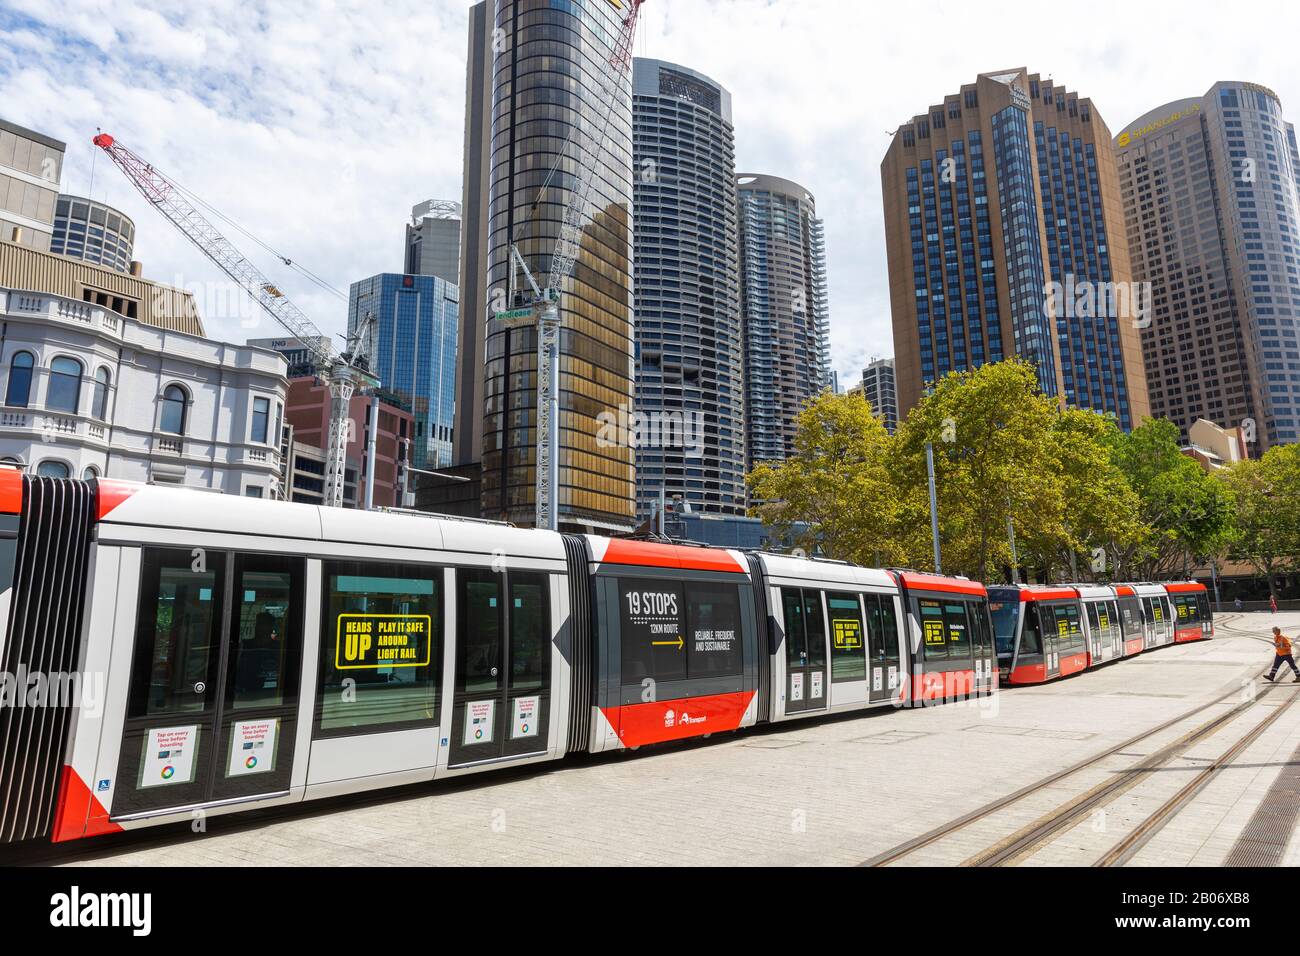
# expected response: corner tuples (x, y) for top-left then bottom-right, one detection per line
(989, 594), (1021, 658)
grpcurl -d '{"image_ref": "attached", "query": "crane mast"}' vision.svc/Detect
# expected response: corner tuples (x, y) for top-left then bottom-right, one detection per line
(496, 0), (645, 532)
(92, 133), (375, 508)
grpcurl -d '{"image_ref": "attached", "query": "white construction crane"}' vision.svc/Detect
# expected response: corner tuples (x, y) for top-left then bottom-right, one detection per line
(92, 133), (376, 508)
(494, 0), (646, 531)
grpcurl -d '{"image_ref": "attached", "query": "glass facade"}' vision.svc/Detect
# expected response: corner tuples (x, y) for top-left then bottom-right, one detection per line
(737, 175), (831, 469)
(885, 71), (1147, 422)
(481, 0), (636, 531)
(348, 274), (459, 470)
(632, 58), (745, 518)
(992, 105), (1057, 398)
(50, 195), (135, 273)
(1211, 83), (1300, 446)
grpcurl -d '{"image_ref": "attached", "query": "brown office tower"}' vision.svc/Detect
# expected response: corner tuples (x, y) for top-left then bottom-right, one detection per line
(882, 69), (1149, 427)
(1116, 82), (1300, 450)
(476, 0), (636, 531)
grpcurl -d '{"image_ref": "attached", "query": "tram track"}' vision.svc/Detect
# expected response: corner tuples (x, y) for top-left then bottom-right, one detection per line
(864, 619), (1291, 867)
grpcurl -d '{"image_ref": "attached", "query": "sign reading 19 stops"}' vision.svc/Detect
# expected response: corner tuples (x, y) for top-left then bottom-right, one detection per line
(622, 587), (736, 660)
(335, 614), (432, 670)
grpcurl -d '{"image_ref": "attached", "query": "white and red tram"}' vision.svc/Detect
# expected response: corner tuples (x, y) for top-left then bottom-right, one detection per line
(0, 476), (995, 844)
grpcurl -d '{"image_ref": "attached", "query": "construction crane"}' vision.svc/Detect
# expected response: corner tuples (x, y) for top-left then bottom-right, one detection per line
(92, 133), (376, 508)
(494, 0), (646, 531)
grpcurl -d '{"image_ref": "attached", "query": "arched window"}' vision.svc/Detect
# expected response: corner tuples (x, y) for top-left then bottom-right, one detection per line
(92, 367), (112, 420)
(35, 460), (70, 479)
(81, 465), (100, 480)
(47, 357), (83, 413)
(6, 351), (34, 408)
(160, 384), (188, 435)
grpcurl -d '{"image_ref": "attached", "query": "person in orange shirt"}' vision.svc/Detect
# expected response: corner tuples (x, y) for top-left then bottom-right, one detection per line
(1265, 627), (1300, 682)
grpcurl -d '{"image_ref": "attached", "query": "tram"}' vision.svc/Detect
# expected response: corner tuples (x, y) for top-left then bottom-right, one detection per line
(991, 580), (1213, 686)
(0, 475), (995, 845)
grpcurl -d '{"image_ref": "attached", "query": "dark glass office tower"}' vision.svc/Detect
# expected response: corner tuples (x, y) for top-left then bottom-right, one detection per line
(349, 273), (459, 470)
(480, 0), (636, 532)
(632, 58), (745, 519)
(882, 68), (1150, 425)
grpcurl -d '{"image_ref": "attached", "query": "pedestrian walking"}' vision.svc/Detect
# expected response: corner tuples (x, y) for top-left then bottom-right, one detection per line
(1264, 627), (1300, 683)
(1270, 594), (1279, 614)
(1234, 597), (1243, 612)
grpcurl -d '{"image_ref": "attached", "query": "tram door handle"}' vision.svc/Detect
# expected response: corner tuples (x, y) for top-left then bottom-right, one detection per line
(490, 667), (499, 678)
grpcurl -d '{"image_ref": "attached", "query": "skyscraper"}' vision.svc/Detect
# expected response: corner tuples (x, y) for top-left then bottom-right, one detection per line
(404, 200), (461, 285)
(881, 68), (1150, 426)
(859, 357), (899, 433)
(0, 119), (64, 253)
(478, 0), (636, 532)
(632, 57), (744, 519)
(736, 174), (831, 468)
(1116, 82), (1300, 449)
(349, 273), (459, 470)
(453, 0), (493, 470)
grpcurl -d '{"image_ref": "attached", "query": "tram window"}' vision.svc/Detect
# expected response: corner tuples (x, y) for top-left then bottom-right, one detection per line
(1119, 598), (1142, 638)
(460, 571), (502, 693)
(619, 579), (687, 684)
(685, 583), (743, 679)
(1020, 605), (1043, 655)
(827, 592), (866, 682)
(782, 588), (807, 666)
(989, 597), (1019, 656)
(1197, 594), (1211, 621)
(877, 594), (901, 662)
(944, 602), (972, 659)
(128, 549), (225, 718)
(227, 558), (301, 711)
(509, 572), (550, 692)
(318, 562), (440, 733)
(804, 591), (827, 668)
(1050, 604), (1082, 648)
(1085, 602), (1100, 634)
(920, 599), (948, 660)
(969, 602), (993, 653)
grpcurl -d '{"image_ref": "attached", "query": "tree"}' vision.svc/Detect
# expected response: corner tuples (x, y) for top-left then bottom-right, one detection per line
(1106, 419), (1236, 579)
(1018, 409), (1145, 582)
(747, 391), (904, 564)
(892, 359), (1065, 582)
(1221, 444), (1300, 598)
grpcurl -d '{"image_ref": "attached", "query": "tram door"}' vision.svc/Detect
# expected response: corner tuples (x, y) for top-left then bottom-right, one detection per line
(448, 569), (552, 767)
(1040, 604), (1062, 678)
(114, 548), (304, 817)
(865, 593), (902, 703)
(781, 588), (828, 713)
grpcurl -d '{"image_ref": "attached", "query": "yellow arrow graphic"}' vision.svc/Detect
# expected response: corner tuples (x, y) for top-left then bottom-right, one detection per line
(652, 635), (684, 650)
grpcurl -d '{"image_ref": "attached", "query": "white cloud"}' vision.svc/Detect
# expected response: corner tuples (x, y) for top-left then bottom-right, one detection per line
(3, 0), (1300, 392)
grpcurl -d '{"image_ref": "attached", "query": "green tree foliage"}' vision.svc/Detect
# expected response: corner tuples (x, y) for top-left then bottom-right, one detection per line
(891, 359), (1064, 582)
(1106, 419), (1236, 579)
(747, 391), (903, 565)
(1220, 444), (1300, 597)
(745, 358), (1261, 586)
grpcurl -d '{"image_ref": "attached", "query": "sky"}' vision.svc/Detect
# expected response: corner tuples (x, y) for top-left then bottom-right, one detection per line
(3, 0), (1300, 389)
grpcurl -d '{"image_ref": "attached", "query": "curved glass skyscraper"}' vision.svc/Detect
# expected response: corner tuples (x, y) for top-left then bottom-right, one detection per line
(632, 58), (744, 518)
(736, 174), (831, 469)
(480, 0), (636, 532)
